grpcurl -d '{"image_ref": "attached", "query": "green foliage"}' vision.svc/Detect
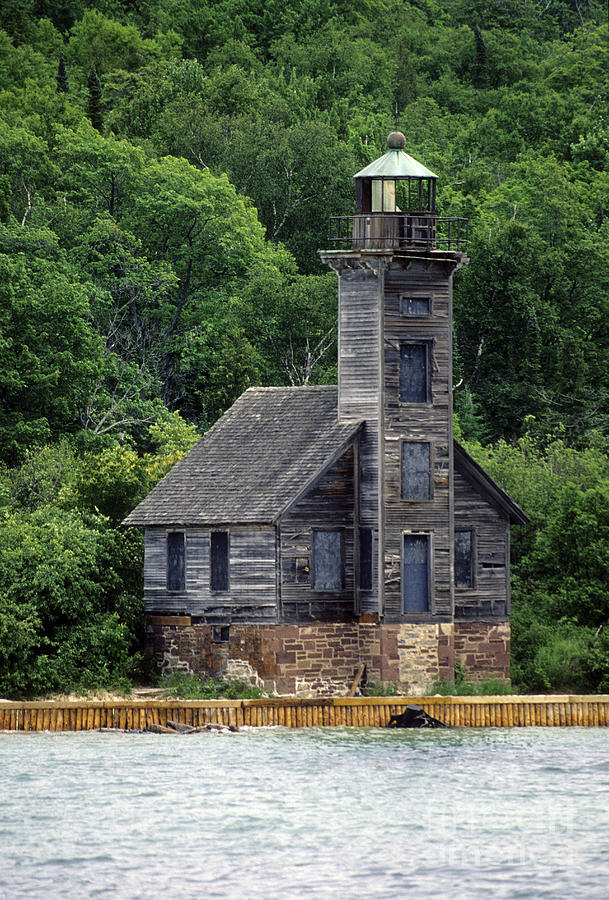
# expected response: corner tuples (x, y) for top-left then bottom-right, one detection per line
(0, 252), (105, 462)
(466, 430), (609, 692)
(361, 680), (399, 697)
(0, 505), (143, 697)
(56, 52), (69, 93)
(159, 671), (265, 700)
(86, 64), (103, 131)
(429, 663), (513, 696)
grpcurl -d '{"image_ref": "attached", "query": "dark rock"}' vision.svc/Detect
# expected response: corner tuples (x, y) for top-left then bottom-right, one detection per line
(386, 705), (448, 729)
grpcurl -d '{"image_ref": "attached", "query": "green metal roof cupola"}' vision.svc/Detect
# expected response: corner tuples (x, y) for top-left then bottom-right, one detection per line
(354, 131), (437, 215)
(327, 132), (467, 253)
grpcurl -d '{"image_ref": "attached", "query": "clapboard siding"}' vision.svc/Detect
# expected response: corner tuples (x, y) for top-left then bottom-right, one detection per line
(279, 448), (355, 622)
(143, 526), (277, 623)
(337, 261), (383, 613)
(381, 256), (459, 621)
(453, 471), (510, 619)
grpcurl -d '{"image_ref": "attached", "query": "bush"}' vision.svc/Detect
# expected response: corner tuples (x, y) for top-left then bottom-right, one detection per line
(0, 505), (143, 698)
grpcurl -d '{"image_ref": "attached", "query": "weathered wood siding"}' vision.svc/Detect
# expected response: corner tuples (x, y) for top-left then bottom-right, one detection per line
(453, 470), (509, 619)
(143, 526), (277, 623)
(382, 256), (459, 621)
(279, 448), (355, 622)
(336, 261), (384, 613)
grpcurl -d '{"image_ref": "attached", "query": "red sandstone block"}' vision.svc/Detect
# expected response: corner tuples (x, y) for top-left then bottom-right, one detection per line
(274, 626), (299, 640)
(275, 651), (296, 665)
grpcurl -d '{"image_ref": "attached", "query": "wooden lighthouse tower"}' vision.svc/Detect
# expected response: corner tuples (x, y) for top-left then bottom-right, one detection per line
(321, 131), (471, 622)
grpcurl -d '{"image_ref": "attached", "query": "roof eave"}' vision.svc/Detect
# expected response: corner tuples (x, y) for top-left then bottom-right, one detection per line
(274, 423), (363, 524)
(454, 440), (530, 525)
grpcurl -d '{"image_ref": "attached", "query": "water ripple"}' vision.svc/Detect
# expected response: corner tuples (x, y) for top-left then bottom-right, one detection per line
(1, 727), (609, 898)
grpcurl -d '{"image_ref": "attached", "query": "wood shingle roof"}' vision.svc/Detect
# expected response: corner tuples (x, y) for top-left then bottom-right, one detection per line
(123, 386), (361, 527)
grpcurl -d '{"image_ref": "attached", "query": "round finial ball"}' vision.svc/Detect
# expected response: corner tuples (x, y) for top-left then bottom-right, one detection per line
(387, 131), (406, 150)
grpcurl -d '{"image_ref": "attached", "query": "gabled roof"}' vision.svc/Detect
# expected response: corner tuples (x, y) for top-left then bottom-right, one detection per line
(454, 441), (529, 525)
(123, 386), (361, 527)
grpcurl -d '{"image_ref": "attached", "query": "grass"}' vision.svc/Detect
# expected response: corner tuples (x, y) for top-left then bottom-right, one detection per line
(157, 671), (266, 700)
(361, 680), (400, 696)
(427, 661), (513, 696)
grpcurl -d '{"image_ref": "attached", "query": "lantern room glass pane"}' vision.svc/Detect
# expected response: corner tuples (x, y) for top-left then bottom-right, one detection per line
(371, 179), (397, 212)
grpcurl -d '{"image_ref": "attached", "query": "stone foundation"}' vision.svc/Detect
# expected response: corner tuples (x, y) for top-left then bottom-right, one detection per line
(146, 616), (510, 696)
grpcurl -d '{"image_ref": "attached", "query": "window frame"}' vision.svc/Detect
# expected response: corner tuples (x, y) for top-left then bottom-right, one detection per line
(166, 531), (186, 593)
(400, 295), (432, 317)
(312, 529), (344, 593)
(399, 340), (432, 404)
(210, 530), (230, 593)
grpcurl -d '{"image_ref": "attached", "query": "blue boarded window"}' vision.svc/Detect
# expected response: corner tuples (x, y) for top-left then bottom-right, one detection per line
(167, 532), (185, 592)
(401, 442), (431, 499)
(403, 534), (430, 613)
(313, 530), (343, 591)
(210, 531), (229, 592)
(400, 342), (431, 403)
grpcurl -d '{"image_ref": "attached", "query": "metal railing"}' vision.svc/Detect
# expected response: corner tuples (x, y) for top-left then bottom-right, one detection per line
(328, 214), (468, 252)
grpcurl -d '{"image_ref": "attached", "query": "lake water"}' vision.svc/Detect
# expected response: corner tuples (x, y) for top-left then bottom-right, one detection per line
(1, 726), (609, 899)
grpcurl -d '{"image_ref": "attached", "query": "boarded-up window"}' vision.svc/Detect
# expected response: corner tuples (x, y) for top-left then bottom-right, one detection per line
(401, 296), (431, 316)
(402, 442), (431, 499)
(360, 528), (373, 591)
(167, 532), (185, 592)
(210, 531), (229, 592)
(455, 529), (473, 588)
(284, 557), (310, 585)
(403, 534), (430, 613)
(400, 343), (430, 403)
(313, 530), (343, 591)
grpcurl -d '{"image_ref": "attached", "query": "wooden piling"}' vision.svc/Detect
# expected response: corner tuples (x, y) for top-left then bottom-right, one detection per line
(2, 695), (609, 732)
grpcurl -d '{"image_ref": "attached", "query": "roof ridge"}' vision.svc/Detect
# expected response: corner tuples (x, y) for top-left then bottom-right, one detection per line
(245, 384), (337, 392)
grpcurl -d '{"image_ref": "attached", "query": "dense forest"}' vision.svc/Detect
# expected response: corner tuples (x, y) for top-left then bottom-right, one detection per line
(1, 0), (608, 697)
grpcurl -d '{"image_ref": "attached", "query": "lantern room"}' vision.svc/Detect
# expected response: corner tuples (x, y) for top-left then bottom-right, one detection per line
(327, 132), (468, 252)
(354, 131), (437, 215)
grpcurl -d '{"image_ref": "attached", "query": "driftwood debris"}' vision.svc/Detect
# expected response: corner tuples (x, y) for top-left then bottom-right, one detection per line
(386, 704), (448, 729)
(144, 720), (239, 735)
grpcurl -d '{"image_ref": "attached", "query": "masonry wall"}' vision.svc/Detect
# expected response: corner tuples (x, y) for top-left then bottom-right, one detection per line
(147, 617), (510, 696)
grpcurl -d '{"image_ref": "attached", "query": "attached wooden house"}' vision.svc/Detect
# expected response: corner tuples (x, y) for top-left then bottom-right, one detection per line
(124, 132), (527, 695)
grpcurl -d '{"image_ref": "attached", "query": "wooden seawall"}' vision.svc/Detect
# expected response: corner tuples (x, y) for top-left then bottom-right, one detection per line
(1, 695), (609, 731)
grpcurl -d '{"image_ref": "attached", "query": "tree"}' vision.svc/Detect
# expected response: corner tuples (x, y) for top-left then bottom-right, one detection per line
(87, 65), (103, 131)
(0, 253), (105, 462)
(56, 51), (69, 93)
